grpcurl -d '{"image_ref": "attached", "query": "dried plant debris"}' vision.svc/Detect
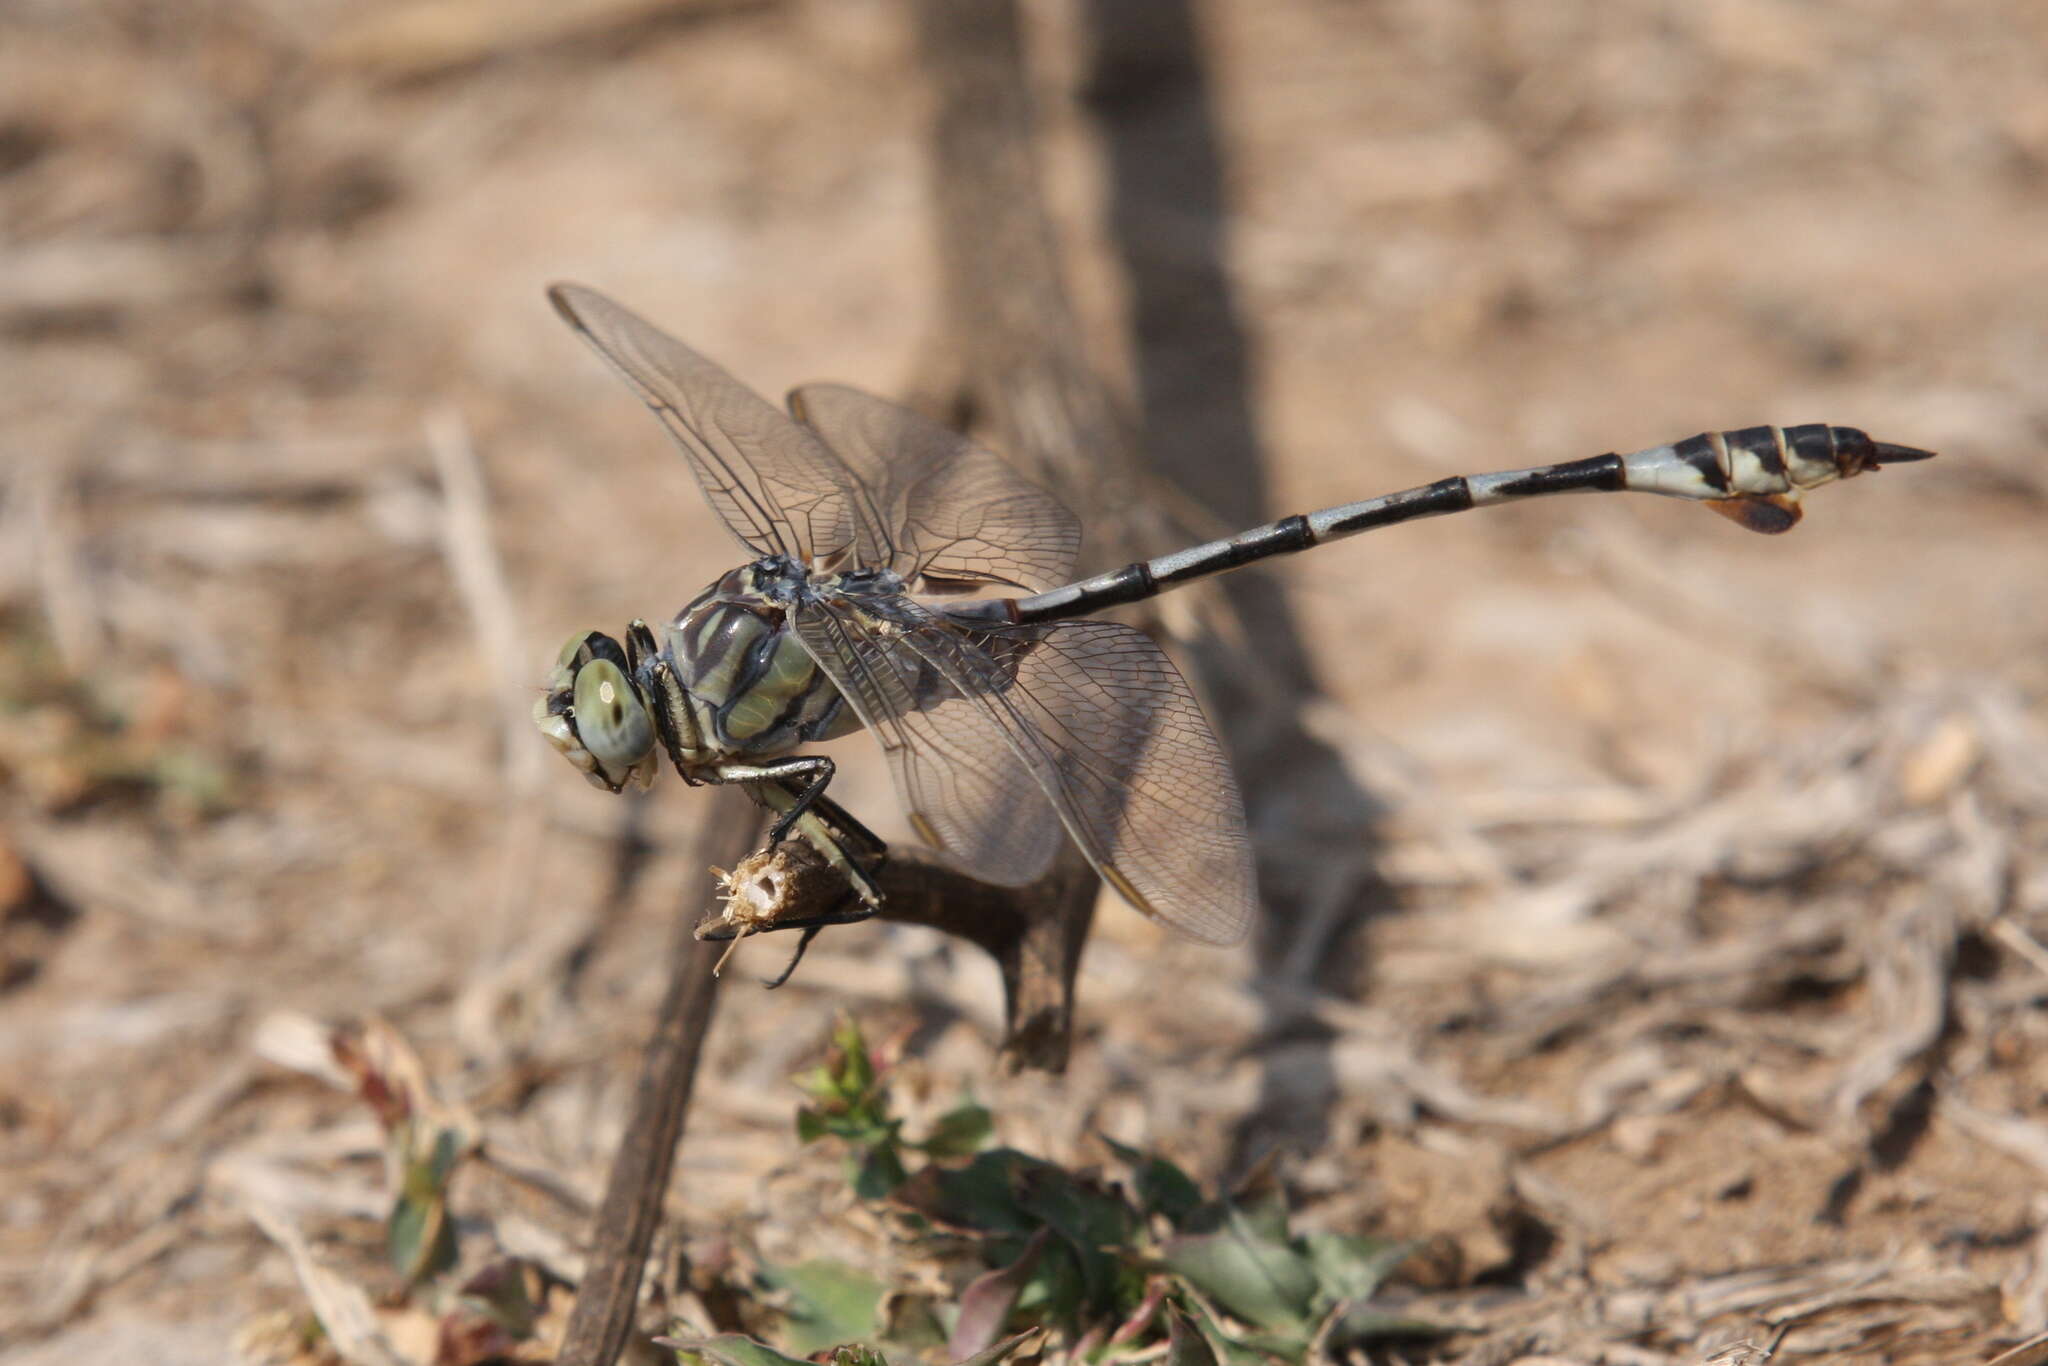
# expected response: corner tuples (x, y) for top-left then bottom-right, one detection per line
(0, 608), (238, 819)
(226, 1015), (574, 1366)
(1328, 681), (2048, 1359)
(45, 671), (2044, 1365)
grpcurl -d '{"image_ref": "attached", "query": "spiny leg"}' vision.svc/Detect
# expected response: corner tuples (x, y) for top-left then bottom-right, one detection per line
(698, 792), (882, 987)
(712, 756), (837, 845)
(788, 791), (888, 917)
(627, 622), (707, 784)
(761, 925), (824, 990)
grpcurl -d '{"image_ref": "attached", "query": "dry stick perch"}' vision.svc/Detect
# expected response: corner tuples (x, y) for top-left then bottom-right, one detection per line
(555, 792), (762, 1366)
(560, 4), (1137, 1358)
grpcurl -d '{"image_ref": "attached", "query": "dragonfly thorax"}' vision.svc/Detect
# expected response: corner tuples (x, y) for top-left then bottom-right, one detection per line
(664, 561), (861, 760)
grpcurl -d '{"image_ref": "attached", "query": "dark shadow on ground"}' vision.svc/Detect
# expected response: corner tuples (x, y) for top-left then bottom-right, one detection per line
(1081, 0), (1399, 1168)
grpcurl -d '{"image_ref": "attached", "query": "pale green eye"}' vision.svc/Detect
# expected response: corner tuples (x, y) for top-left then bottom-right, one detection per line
(572, 658), (654, 788)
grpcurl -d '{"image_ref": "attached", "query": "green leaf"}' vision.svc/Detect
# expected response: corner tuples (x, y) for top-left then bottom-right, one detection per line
(1006, 1232), (1088, 1333)
(424, 1126), (461, 1186)
(386, 1188), (455, 1285)
(793, 1017), (890, 1131)
(758, 1259), (885, 1357)
(1213, 1155), (1291, 1244)
(851, 1143), (909, 1201)
(1010, 1169), (1138, 1314)
(658, 1332), (818, 1366)
(1162, 1208), (1317, 1333)
(918, 1102), (993, 1159)
(1104, 1139), (1206, 1230)
(792, 1064), (841, 1106)
(1225, 1194), (1290, 1247)
(1171, 1296), (1287, 1366)
(821, 1014), (877, 1105)
(1300, 1233), (1409, 1304)
(1012, 1161), (1137, 1252)
(893, 1150), (1038, 1234)
(387, 1125), (461, 1285)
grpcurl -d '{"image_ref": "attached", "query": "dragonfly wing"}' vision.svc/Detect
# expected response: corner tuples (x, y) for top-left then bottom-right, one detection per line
(975, 617), (1256, 945)
(795, 596), (1255, 943)
(550, 285), (890, 567)
(789, 599), (1066, 886)
(788, 383), (1080, 593)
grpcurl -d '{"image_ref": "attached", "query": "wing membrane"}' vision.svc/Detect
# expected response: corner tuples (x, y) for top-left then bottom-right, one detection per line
(790, 598), (1065, 886)
(789, 383), (1081, 593)
(550, 285), (888, 566)
(992, 618), (1254, 944)
(792, 595), (1255, 943)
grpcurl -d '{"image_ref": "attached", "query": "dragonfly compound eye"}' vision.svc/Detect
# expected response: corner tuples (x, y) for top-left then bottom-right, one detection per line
(569, 657), (656, 791)
(533, 632), (657, 792)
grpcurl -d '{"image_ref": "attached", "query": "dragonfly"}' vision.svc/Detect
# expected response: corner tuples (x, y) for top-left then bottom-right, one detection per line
(535, 283), (1934, 959)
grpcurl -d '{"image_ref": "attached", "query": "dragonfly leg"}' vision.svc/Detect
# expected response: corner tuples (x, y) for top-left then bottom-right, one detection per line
(713, 755), (836, 845)
(713, 763), (887, 915)
(800, 791), (887, 862)
(629, 625), (708, 786)
(771, 798), (885, 915)
(761, 925), (824, 989)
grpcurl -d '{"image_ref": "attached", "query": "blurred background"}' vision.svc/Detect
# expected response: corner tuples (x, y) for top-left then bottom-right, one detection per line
(2, 0), (2046, 1360)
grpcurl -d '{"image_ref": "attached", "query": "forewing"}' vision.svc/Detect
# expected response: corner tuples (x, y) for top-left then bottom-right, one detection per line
(550, 285), (888, 566)
(789, 599), (1066, 886)
(788, 383), (1081, 593)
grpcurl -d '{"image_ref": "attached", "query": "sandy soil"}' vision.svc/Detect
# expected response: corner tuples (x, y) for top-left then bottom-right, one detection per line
(3, 1), (2046, 1362)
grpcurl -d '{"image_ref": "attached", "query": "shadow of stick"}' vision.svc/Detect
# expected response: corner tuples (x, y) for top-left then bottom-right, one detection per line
(1083, 0), (1398, 1164)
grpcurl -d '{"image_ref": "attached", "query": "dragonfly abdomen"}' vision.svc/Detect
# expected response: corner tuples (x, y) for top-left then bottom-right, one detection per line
(970, 423), (1929, 628)
(1607, 423), (1871, 502)
(1313, 424), (1900, 539)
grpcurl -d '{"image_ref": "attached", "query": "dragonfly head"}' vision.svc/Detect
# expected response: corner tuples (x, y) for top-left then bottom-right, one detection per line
(535, 629), (659, 793)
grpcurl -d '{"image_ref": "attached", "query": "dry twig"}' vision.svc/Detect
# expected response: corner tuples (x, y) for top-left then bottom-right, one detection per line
(553, 791), (762, 1366)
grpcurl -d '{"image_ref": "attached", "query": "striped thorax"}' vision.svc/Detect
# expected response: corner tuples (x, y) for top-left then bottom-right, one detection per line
(665, 560), (862, 762)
